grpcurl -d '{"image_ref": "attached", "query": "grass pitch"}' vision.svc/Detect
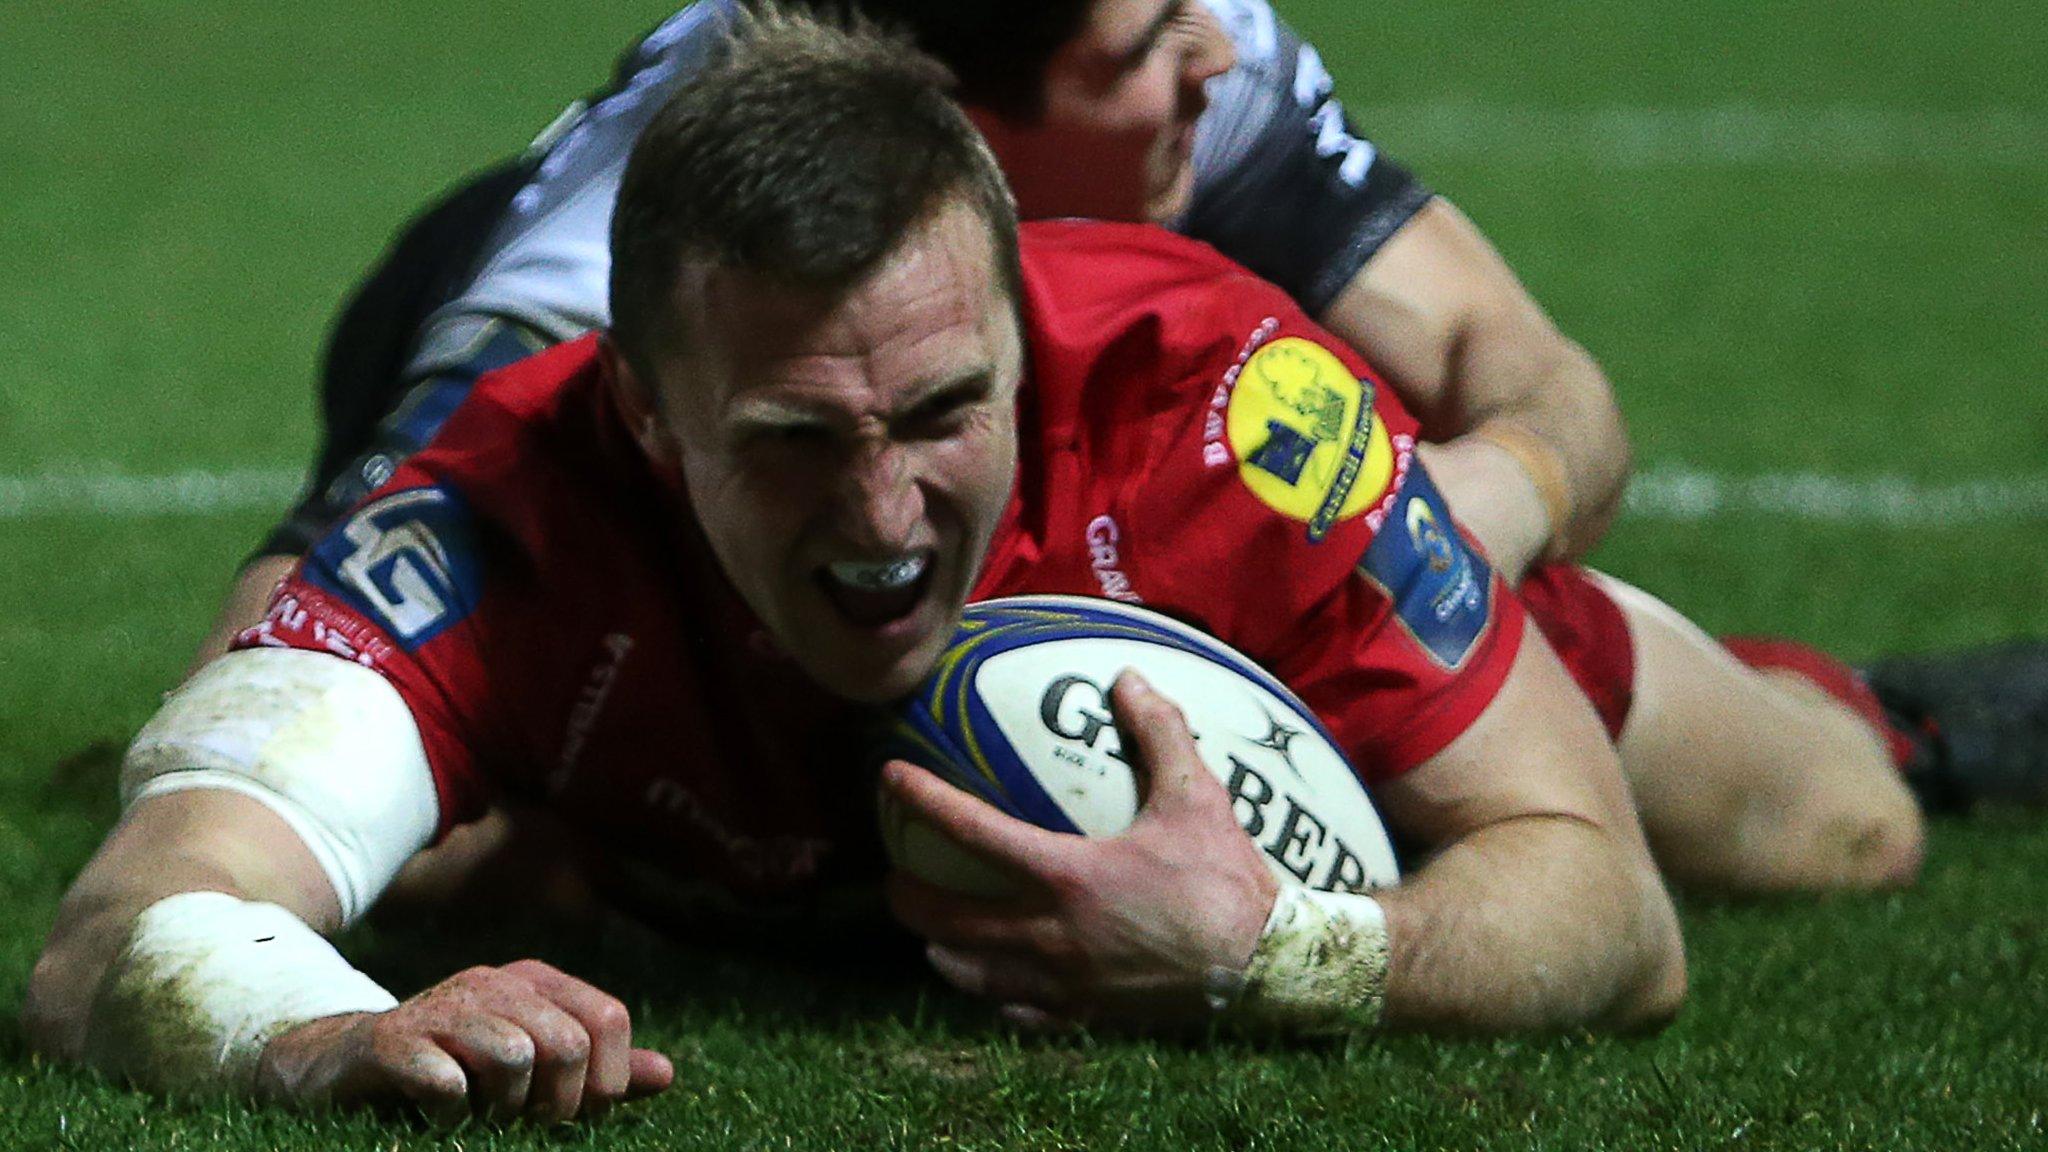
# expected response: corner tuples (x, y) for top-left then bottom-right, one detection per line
(2, 1), (2043, 1148)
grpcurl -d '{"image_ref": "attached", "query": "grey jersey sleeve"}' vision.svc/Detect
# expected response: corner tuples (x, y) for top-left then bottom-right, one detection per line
(405, 1), (736, 379)
(1180, 0), (1433, 315)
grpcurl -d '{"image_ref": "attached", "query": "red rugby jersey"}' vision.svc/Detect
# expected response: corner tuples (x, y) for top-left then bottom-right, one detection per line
(235, 221), (1523, 909)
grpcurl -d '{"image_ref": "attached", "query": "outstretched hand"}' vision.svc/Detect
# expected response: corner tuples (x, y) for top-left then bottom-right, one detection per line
(883, 670), (1280, 1029)
(256, 959), (673, 1125)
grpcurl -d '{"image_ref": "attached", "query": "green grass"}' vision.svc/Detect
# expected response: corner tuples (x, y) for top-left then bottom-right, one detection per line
(2, 1), (2044, 1148)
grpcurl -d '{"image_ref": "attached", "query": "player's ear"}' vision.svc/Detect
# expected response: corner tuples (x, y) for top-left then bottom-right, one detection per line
(600, 333), (682, 469)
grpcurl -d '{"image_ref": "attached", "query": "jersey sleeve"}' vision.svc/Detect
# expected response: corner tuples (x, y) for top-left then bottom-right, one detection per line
(1181, 0), (1433, 315)
(400, 1), (736, 380)
(231, 477), (508, 839)
(1129, 260), (1523, 785)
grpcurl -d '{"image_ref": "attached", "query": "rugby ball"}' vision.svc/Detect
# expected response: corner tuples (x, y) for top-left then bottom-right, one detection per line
(878, 595), (1399, 897)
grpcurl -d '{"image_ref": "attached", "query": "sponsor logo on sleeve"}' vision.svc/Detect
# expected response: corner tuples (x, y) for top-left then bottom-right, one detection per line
(1222, 337), (1396, 542)
(1292, 42), (1378, 186)
(1356, 466), (1494, 670)
(306, 486), (484, 651)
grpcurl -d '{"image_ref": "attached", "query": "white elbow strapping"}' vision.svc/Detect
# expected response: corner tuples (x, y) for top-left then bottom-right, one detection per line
(122, 648), (440, 926)
(85, 891), (398, 1092)
(1213, 887), (1390, 1034)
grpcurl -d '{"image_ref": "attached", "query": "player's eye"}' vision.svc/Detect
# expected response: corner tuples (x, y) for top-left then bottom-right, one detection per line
(1120, 0), (1189, 69)
(895, 379), (990, 439)
(738, 423), (832, 452)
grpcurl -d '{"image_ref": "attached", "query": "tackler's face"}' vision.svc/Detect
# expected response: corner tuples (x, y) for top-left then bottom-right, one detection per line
(624, 200), (1024, 704)
(970, 0), (1235, 224)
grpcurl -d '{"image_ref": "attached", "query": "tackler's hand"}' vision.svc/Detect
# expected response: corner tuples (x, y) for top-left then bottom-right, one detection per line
(256, 959), (673, 1126)
(883, 670), (1280, 1029)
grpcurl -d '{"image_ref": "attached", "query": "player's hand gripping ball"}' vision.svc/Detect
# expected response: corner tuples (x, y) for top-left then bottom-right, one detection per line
(876, 595), (1399, 897)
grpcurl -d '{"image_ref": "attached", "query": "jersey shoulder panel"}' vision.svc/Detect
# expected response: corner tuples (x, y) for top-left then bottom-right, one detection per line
(1018, 221), (1263, 339)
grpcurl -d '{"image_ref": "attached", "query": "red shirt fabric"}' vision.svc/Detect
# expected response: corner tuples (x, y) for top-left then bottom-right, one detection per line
(235, 221), (1525, 907)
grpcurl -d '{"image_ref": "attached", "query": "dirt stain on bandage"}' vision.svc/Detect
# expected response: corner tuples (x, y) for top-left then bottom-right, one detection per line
(85, 949), (248, 1093)
(1229, 886), (1389, 1035)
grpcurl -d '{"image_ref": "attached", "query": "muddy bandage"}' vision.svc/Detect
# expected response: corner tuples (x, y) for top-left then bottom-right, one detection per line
(1206, 886), (1390, 1033)
(85, 891), (398, 1092)
(121, 648), (440, 926)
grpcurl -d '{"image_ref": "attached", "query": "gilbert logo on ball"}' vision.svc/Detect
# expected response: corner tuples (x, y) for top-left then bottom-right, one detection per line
(878, 595), (1399, 897)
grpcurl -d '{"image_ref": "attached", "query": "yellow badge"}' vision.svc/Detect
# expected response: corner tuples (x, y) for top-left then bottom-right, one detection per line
(1226, 337), (1395, 541)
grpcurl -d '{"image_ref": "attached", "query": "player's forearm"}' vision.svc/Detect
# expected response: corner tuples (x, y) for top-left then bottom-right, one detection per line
(1415, 439), (1552, 581)
(189, 553), (297, 673)
(1438, 323), (1630, 571)
(1376, 814), (1685, 1033)
(26, 843), (271, 1060)
(24, 791), (345, 1063)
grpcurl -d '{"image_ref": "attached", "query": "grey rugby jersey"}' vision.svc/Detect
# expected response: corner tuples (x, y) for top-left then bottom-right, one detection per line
(405, 0), (1430, 379)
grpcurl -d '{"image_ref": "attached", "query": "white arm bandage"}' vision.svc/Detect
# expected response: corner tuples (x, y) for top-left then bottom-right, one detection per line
(121, 648), (441, 926)
(84, 891), (399, 1093)
(1208, 886), (1391, 1033)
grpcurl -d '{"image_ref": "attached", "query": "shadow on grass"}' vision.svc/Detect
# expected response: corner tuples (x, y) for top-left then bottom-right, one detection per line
(0, 1007), (26, 1065)
(344, 897), (962, 1038)
(37, 740), (123, 818)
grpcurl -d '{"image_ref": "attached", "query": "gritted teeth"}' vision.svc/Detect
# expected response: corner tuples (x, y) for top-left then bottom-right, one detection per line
(826, 555), (928, 592)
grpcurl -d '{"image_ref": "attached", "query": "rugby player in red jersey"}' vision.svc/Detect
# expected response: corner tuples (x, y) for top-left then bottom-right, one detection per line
(29, 16), (1689, 1120)
(202, 0), (1629, 653)
(28, 4), (2045, 1127)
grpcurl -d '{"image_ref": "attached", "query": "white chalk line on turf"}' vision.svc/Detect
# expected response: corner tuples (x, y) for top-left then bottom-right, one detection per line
(3, 465), (2047, 527)
(1623, 465), (2048, 526)
(0, 468), (302, 520)
(1349, 103), (2044, 167)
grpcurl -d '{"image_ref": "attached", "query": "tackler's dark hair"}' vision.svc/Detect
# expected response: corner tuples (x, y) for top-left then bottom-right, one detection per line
(788, 0), (1097, 119)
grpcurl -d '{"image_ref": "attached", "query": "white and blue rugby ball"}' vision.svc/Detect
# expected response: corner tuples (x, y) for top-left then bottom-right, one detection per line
(878, 595), (1399, 897)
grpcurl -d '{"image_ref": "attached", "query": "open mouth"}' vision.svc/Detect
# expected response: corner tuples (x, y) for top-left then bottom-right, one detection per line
(816, 554), (934, 629)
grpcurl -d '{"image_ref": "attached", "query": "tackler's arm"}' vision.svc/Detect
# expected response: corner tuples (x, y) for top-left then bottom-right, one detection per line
(1320, 200), (1631, 582)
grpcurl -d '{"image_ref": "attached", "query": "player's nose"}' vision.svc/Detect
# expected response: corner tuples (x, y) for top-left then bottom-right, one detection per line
(834, 440), (924, 551)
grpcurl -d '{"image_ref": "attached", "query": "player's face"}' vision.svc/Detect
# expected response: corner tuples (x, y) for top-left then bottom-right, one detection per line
(638, 202), (1024, 704)
(969, 0), (1235, 224)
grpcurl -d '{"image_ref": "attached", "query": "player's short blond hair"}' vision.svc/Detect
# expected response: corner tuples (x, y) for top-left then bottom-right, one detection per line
(609, 2), (1021, 384)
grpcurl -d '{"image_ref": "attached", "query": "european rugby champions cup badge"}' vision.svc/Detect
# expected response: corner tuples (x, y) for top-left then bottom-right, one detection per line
(1226, 337), (1396, 542)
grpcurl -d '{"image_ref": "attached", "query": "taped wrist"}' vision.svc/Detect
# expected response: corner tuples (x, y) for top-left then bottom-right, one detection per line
(1473, 424), (1573, 563)
(1209, 886), (1390, 1034)
(84, 891), (398, 1093)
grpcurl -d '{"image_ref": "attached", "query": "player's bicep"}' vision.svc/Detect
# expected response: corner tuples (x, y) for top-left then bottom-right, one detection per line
(1318, 198), (1571, 429)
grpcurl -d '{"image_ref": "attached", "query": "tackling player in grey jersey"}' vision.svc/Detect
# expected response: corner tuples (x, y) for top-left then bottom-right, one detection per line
(265, 0), (1430, 559)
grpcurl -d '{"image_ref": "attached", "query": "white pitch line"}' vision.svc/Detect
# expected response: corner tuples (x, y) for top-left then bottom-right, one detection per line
(3, 465), (2047, 527)
(1624, 465), (2048, 525)
(1350, 103), (2045, 168)
(0, 468), (303, 520)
